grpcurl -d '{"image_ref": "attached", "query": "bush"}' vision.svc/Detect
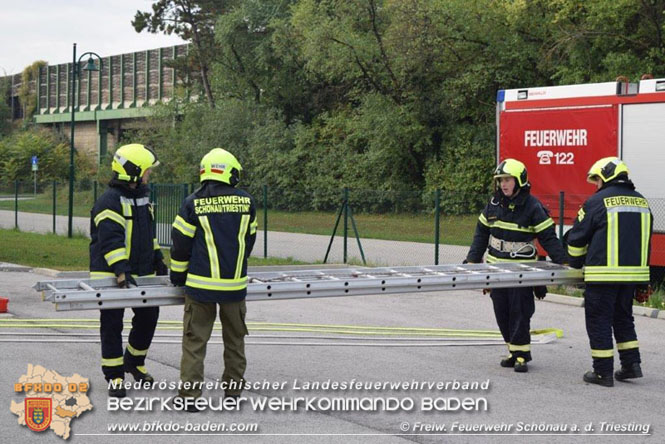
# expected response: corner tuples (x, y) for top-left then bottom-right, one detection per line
(0, 128), (96, 183)
(424, 125), (495, 215)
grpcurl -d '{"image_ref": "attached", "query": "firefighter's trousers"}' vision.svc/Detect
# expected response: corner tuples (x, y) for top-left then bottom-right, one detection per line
(100, 306), (160, 380)
(490, 287), (535, 361)
(584, 284), (640, 376)
(179, 295), (249, 399)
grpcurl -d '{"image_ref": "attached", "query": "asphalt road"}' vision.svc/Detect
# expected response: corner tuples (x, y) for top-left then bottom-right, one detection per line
(1, 269), (662, 443)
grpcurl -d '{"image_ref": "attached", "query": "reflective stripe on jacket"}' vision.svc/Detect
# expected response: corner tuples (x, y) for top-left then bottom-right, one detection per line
(90, 183), (161, 277)
(170, 181), (257, 303)
(566, 180), (652, 283)
(466, 187), (566, 264)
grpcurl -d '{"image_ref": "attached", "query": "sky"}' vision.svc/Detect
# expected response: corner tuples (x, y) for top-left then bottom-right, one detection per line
(0, 0), (186, 76)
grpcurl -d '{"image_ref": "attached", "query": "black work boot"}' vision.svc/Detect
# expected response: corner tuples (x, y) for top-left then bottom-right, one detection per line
(513, 357), (528, 373)
(583, 371), (614, 387)
(108, 378), (126, 398)
(500, 354), (515, 368)
(124, 364), (155, 384)
(615, 363), (643, 381)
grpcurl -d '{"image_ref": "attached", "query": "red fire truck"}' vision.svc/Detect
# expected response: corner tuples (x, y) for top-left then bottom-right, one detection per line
(496, 78), (665, 266)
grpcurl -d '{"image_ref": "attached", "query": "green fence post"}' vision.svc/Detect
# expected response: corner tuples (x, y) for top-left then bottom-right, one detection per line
(435, 189), (441, 265)
(53, 180), (57, 234)
(343, 187), (348, 264)
(93, 180), (98, 203)
(558, 191), (565, 240)
(323, 200), (345, 264)
(347, 205), (366, 265)
(183, 183), (189, 201)
(263, 184), (268, 259)
(14, 180), (19, 229)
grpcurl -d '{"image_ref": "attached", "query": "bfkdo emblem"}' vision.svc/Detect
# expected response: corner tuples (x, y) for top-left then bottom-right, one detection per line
(25, 398), (52, 432)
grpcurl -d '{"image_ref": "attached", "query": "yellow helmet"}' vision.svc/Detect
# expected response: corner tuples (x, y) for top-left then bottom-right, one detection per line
(587, 157), (629, 183)
(111, 144), (159, 182)
(199, 148), (242, 185)
(494, 158), (528, 188)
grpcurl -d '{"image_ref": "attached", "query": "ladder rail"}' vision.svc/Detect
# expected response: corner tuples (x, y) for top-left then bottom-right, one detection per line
(36, 262), (584, 312)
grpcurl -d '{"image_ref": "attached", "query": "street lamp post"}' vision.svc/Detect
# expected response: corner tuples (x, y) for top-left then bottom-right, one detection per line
(68, 43), (102, 238)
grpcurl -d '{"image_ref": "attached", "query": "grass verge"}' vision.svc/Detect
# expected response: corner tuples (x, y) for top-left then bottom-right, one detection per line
(259, 210), (477, 245)
(0, 188), (95, 218)
(0, 190), (478, 245)
(550, 285), (665, 310)
(0, 229), (309, 271)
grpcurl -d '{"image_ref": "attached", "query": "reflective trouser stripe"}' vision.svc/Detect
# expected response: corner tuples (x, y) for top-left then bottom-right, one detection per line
(126, 343), (148, 357)
(591, 349), (614, 358)
(235, 215), (250, 280)
(508, 343), (530, 352)
(102, 357), (124, 367)
(617, 341), (639, 351)
(199, 216), (220, 279)
(153, 238), (160, 250)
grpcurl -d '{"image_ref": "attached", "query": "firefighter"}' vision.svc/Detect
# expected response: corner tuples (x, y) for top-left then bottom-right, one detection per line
(465, 159), (567, 372)
(90, 143), (167, 398)
(565, 157), (652, 387)
(170, 148), (257, 411)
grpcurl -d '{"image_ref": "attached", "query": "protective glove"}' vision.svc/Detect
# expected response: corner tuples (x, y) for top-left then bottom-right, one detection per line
(154, 258), (168, 276)
(117, 272), (138, 288)
(534, 286), (547, 300)
(170, 270), (186, 287)
(634, 285), (653, 303)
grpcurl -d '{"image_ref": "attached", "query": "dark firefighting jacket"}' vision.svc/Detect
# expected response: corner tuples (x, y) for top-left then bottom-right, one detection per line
(566, 178), (652, 283)
(90, 181), (162, 278)
(466, 186), (566, 264)
(170, 181), (257, 303)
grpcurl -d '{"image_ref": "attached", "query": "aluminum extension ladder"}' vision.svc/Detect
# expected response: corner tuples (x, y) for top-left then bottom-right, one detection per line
(36, 262), (583, 312)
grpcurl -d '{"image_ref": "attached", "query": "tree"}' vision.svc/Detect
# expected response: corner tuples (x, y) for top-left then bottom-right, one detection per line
(547, 0), (665, 82)
(133, 0), (228, 108)
(18, 61), (47, 121)
(0, 76), (11, 137)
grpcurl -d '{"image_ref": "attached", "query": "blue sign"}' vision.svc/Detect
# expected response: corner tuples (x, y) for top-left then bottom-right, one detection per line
(31, 156), (38, 166)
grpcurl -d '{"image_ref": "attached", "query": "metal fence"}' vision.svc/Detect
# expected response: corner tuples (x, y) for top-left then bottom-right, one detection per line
(1, 180), (664, 267)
